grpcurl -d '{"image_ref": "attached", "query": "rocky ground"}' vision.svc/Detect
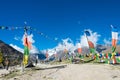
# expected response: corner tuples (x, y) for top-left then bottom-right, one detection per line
(0, 63), (120, 80)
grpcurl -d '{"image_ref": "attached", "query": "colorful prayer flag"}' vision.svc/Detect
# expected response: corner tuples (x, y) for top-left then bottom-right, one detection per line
(23, 32), (31, 65)
(111, 25), (118, 64)
(111, 25), (118, 53)
(85, 30), (94, 48)
(46, 50), (49, 58)
(77, 43), (82, 54)
(85, 30), (95, 53)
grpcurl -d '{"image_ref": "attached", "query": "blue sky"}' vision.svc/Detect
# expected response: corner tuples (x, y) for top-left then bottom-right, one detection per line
(0, 0), (120, 50)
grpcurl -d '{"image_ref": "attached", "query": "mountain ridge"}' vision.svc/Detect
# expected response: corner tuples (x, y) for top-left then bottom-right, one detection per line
(0, 40), (23, 66)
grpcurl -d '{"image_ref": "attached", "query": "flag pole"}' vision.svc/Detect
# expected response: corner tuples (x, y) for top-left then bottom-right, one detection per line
(21, 22), (28, 73)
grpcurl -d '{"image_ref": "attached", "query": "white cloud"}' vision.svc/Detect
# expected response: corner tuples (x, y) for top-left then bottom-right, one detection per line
(42, 29), (101, 56)
(54, 37), (58, 41)
(15, 29), (100, 56)
(27, 34), (35, 43)
(55, 38), (76, 53)
(22, 33), (35, 46)
(14, 36), (20, 41)
(62, 38), (74, 50)
(10, 44), (24, 53)
(103, 38), (111, 46)
(47, 49), (56, 56)
(80, 29), (100, 48)
(76, 43), (81, 48)
(42, 38), (76, 56)
(118, 36), (120, 43)
(30, 45), (39, 54)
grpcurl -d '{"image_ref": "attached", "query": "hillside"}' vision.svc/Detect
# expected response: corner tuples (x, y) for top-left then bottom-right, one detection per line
(0, 40), (23, 66)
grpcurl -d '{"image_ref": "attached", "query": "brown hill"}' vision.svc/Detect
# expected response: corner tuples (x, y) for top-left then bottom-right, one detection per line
(103, 46), (120, 53)
(0, 40), (23, 66)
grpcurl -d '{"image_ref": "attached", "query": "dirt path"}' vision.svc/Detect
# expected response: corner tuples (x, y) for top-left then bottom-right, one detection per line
(0, 63), (120, 80)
